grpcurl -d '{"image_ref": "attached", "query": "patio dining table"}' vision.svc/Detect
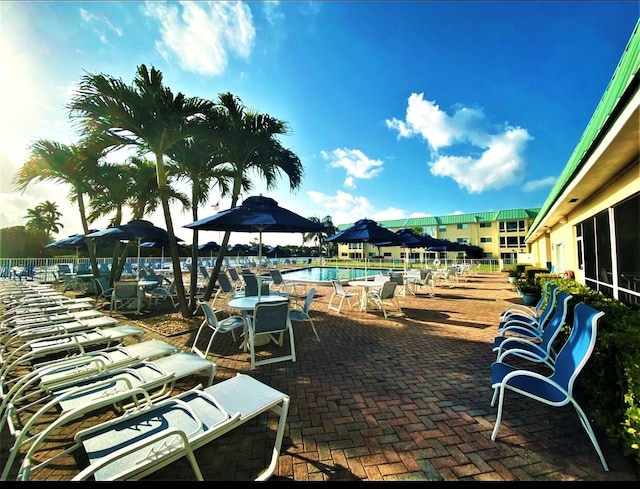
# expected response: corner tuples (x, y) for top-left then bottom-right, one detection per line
(348, 280), (386, 311)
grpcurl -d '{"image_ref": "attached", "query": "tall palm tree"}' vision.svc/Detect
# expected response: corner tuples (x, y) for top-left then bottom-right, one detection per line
(200, 92), (305, 301)
(13, 137), (107, 275)
(67, 64), (214, 317)
(303, 215), (335, 258)
(36, 201), (64, 242)
(168, 111), (238, 312)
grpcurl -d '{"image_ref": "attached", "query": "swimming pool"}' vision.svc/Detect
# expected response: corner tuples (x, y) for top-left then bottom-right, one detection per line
(280, 266), (393, 284)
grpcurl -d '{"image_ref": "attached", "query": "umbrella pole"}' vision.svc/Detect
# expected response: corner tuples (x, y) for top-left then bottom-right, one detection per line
(257, 231), (263, 299)
(136, 238), (141, 280)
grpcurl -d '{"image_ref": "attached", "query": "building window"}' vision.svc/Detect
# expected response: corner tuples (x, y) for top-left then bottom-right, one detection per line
(438, 225), (446, 233)
(580, 192), (640, 307)
(456, 223), (469, 230)
(479, 222), (492, 228)
(499, 220), (526, 232)
(424, 226), (437, 236)
(500, 236), (522, 248)
(480, 236), (492, 243)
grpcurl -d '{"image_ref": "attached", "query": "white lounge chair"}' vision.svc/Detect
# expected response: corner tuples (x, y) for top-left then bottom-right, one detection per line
(18, 373), (290, 481)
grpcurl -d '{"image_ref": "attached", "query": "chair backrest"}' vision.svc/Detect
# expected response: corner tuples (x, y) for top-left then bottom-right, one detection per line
(227, 267), (241, 282)
(252, 300), (290, 334)
(269, 269), (284, 285)
(331, 280), (346, 295)
(302, 287), (317, 314)
(549, 302), (604, 396)
(217, 271), (234, 293)
(243, 272), (269, 297)
(58, 264), (72, 274)
(96, 276), (111, 294)
(199, 266), (210, 280)
(76, 262), (90, 274)
(389, 272), (404, 285)
(536, 284), (560, 328)
(198, 299), (219, 328)
(114, 281), (138, 299)
(537, 291), (573, 354)
(380, 280), (397, 300)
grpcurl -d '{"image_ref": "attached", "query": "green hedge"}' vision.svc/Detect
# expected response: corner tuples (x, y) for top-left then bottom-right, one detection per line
(539, 275), (640, 467)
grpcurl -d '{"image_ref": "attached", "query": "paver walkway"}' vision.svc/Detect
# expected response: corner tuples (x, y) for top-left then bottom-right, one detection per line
(3, 271), (638, 481)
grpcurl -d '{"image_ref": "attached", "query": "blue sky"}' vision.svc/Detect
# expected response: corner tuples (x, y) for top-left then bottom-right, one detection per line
(1, 1), (637, 247)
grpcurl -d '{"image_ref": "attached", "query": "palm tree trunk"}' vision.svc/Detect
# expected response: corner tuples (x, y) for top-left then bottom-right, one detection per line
(155, 151), (190, 317)
(202, 193), (240, 301)
(77, 192), (99, 277)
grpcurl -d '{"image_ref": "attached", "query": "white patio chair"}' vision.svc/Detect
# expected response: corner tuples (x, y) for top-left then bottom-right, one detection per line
(327, 280), (358, 314)
(18, 373), (289, 481)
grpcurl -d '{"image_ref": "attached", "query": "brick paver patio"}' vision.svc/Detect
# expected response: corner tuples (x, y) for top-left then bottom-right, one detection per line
(2, 271), (638, 481)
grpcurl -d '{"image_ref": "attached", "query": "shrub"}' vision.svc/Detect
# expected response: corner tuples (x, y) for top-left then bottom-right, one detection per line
(546, 276), (640, 467)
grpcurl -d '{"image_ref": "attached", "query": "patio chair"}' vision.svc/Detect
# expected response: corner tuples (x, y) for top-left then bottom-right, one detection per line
(289, 287), (320, 341)
(492, 291), (573, 369)
(1, 350), (217, 480)
(110, 281), (139, 315)
(18, 373), (289, 481)
(226, 266), (244, 289)
(191, 299), (245, 359)
(144, 278), (179, 308)
(0, 325), (145, 383)
(242, 271), (270, 298)
(0, 338), (178, 412)
(0, 312), (118, 351)
(366, 280), (402, 318)
(95, 276), (114, 307)
(499, 280), (553, 323)
(327, 280), (358, 314)
(496, 284), (560, 340)
(269, 268), (305, 296)
(246, 300), (296, 370)
(388, 272), (406, 296)
(212, 271), (243, 310)
(490, 302), (608, 471)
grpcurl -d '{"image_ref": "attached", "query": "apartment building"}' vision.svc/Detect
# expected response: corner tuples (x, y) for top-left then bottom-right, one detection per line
(334, 207), (540, 263)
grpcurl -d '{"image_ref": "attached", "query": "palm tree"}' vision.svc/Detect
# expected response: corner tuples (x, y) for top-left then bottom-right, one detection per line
(67, 64), (214, 317)
(24, 205), (49, 240)
(168, 111), (238, 312)
(37, 201), (64, 242)
(13, 137), (107, 275)
(199, 92), (304, 301)
(303, 215), (335, 258)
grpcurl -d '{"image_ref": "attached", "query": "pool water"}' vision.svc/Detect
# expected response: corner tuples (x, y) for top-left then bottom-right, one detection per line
(280, 267), (391, 283)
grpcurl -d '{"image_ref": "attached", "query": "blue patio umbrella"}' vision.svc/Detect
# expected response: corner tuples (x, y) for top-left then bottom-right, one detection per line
(141, 237), (186, 270)
(197, 241), (221, 265)
(325, 218), (403, 275)
(394, 229), (451, 269)
(87, 220), (179, 280)
(185, 195), (323, 297)
(45, 230), (106, 257)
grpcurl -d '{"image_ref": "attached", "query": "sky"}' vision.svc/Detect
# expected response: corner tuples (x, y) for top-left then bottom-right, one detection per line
(1, 1), (637, 248)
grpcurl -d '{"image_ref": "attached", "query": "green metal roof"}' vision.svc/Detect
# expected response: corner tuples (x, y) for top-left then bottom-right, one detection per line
(337, 207), (541, 231)
(528, 19), (640, 235)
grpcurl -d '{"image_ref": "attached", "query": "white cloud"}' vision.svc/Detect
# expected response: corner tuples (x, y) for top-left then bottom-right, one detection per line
(321, 148), (384, 188)
(79, 7), (123, 44)
(522, 176), (556, 192)
(142, 0), (255, 76)
(387, 92), (532, 193)
(307, 189), (374, 226)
